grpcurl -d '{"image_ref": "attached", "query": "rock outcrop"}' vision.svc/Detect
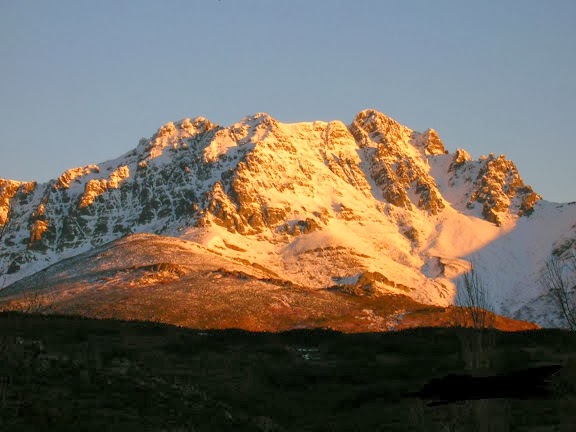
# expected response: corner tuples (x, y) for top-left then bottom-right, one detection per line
(350, 110), (446, 214)
(449, 153), (541, 225)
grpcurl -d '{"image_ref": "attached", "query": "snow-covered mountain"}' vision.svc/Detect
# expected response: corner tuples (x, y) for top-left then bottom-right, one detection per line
(1, 109), (575, 327)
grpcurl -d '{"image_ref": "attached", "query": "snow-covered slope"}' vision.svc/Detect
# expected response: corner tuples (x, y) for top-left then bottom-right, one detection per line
(0, 233), (539, 332)
(0, 109), (574, 327)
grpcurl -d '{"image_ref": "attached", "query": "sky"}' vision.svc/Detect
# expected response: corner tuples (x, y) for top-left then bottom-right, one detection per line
(0, 0), (575, 202)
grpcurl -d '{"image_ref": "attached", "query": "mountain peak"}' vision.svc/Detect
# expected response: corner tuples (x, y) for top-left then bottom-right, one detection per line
(420, 128), (447, 155)
(353, 108), (397, 125)
(156, 116), (218, 139)
(239, 112), (279, 129)
(178, 116), (218, 135)
(349, 109), (413, 150)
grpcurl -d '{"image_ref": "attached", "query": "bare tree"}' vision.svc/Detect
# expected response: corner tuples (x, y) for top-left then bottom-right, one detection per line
(456, 263), (494, 329)
(453, 264), (496, 372)
(0, 271), (56, 314)
(15, 287), (55, 314)
(540, 252), (576, 330)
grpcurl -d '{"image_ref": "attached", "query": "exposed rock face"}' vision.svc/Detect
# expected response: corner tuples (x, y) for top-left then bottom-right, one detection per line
(350, 110), (445, 214)
(320, 121), (375, 199)
(200, 181), (244, 232)
(449, 153), (541, 226)
(278, 218), (321, 236)
(55, 166), (99, 190)
(332, 271), (412, 297)
(448, 149), (473, 172)
(79, 166), (130, 208)
(0, 180), (22, 228)
(29, 219), (49, 246)
(414, 128), (447, 156)
(0, 180), (37, 229)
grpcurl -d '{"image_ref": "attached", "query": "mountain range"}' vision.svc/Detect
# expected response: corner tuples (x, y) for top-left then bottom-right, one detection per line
(1, 109), (574, 329)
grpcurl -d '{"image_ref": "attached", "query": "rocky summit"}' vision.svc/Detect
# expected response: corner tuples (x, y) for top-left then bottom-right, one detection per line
(0, 109), (574, 329)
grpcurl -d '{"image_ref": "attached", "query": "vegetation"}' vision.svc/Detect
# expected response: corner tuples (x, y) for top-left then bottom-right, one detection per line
(540, 252), (576, 330)
(455, 264), (494, 329)
(4, 272), (55, 315)
(0, 312), (574, 431)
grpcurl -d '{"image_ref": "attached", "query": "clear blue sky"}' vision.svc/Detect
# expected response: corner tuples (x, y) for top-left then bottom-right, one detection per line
(1, 0), (575, 202)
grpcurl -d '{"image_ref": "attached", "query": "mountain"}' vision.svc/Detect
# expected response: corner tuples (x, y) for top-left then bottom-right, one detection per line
(0, 109), (574, 328)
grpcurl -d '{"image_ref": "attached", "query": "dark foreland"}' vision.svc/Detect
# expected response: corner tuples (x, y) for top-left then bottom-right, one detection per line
(0, 313), (574, 431)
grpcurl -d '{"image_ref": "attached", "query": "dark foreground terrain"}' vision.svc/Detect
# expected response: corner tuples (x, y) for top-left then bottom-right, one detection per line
(0, 312), (574, 431)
